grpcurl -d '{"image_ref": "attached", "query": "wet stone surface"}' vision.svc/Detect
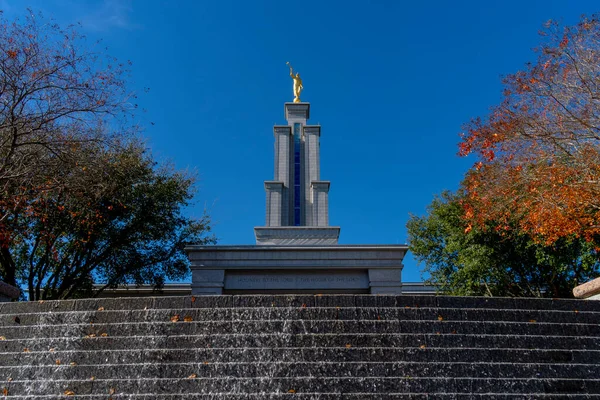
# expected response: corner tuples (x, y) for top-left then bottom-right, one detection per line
(0, 294), (599, 398)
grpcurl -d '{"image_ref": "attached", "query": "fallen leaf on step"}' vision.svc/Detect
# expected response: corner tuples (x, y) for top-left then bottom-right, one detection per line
(49, 348), (55, 352)
(84, 334), (96, 339)
(191, 296), (196, 303)
(574, 310), (579, 314)
(377, 315), (381, 320)
(64, 390), (75, 396)
(2, 387), (8, 396)
(70, 362), (77, 366)
(345, 344), (351, 349)
(38, 300), (44, 304)
(109, 388), (116, 395)
(170, 314), (180, 323)
(7, 378), (12, 382)
(301, 303), (307, 308)
(90, 376), (95, 381)
(55, 359), (61, 365)
(23, 348), (30, 352)
(288, 389), (296, 393)
(419, 345), (426, 349)
(187, 374), (197, 379)
(101, 333), (108, 337)
(529, 319), (537, 323)
(0, 336), (5, 341)
(203, 361), (209, 365)
(97, 307), (105, 311)
(437, 316), (443, 321)
(184, 316), (193, 322)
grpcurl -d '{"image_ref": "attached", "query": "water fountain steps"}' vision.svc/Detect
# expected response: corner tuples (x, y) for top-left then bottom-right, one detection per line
(2, 361), (599, 380)
(1, 333), (599, 351)
(2, 347), (599, 365)
(0, 295), (598, 398)
(2, 295), (600, 312)
(2, 318), (600, 337)
(0, 307), (597, 325)
(4, 394), (600, 400)
(3, 376), (600, 395)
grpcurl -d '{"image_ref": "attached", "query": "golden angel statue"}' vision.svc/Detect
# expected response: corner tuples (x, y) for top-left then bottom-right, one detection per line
(286, 62), (303, 103)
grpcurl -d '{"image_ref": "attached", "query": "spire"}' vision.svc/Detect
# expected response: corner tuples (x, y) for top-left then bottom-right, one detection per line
(254, 102), (340, 245)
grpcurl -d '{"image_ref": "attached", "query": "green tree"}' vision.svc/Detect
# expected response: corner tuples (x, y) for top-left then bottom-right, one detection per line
(0, 11), (214, 299)
(0, 10), (135, 288)
(407, 191), (600, 298)
(8, 142), (214, 300)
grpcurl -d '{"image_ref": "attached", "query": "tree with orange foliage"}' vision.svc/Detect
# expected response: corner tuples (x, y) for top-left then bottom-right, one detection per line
(407, 191), (599, 298)
(459, 15), (600, 245)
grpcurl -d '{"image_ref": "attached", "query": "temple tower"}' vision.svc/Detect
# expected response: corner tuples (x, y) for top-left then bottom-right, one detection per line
(254, 103), (340, 245)
(187, 74), (406, 295)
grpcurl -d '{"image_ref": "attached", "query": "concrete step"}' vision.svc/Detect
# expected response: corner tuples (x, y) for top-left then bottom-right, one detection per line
(1, 319), (599, 340)
(4, 394), (600, 399)
(1, 307), (596, 326)
(1, 295), (600, 314)
(4, 376), (600, 396)
(2, 361), (599, 381)
(1, 347), (598, 366)
(1, 333), (598, 353)
(1, 295), (598, 397)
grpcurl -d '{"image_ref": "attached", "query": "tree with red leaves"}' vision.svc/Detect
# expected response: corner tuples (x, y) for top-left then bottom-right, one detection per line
(459, 14), (600, 245)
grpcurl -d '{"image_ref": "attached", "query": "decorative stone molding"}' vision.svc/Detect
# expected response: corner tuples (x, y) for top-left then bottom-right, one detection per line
(254, 226), (340, 245)
(573, 277), (600, 300)
(0, 281), (20, 302)
(284, 102), (310, 121)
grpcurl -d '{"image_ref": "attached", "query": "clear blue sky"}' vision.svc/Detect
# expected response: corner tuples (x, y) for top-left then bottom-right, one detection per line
(4, 1), (599, 282)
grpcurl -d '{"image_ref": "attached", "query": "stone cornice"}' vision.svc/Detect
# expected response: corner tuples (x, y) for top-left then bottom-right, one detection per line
(273, 126), (291, 135)
(311, 181), (330, 190)
(284, 102), (310, 121)
(303, 125), (321, 136)
(264, 181), (283, 189)
(186, 243), (408, 251)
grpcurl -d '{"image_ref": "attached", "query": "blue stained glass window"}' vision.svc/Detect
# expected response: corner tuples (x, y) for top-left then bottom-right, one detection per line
(293, 123), (301, 226)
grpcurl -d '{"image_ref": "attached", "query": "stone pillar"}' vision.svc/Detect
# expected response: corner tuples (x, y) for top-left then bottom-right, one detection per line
(304, 125), (320, 225)
(0, 281), (20, 302)
(264, 181), (283, 227)
(311, 181), (330, 226)
(368, 268), (403, 294)
(272, 126), (291, 226)
(191, 270), (225, 295)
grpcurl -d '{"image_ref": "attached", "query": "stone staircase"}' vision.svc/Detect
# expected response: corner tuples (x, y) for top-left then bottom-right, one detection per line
(0, 295), (599, 399)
